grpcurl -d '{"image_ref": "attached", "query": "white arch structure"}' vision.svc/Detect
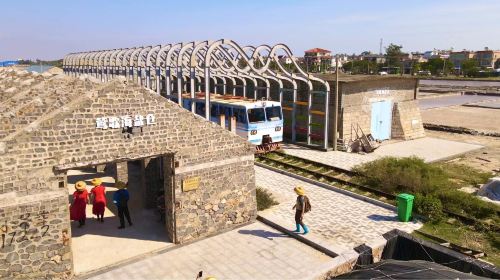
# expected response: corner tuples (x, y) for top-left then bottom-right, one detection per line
(63, 39), (337, 149)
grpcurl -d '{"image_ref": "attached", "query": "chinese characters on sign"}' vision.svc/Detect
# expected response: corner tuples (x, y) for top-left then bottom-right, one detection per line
(96, 114), (156, 129)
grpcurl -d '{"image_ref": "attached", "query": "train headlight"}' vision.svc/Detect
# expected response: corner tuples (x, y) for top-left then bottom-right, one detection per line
(275, 126), (282, 131)
(250, 130), (257, 135)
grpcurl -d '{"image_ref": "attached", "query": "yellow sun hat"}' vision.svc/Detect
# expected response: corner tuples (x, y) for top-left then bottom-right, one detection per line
(294, 186), (305, 196)
(91, 178), (102, 186)
(115, 181), (127, 189)
(75, 181), (87, 191)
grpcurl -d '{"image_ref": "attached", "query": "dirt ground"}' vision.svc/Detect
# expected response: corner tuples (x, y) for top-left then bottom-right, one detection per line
(421, 106), (500, 133)
(425, 130), (500, 173)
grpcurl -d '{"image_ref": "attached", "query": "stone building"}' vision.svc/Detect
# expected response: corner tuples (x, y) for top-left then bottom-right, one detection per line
(281, 75), (424, 146)
(0, 69), (256, 279)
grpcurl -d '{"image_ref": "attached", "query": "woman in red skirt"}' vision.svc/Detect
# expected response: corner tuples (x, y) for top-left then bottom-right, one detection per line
(90, 178), (106, 222)
(70, 181), (89, 228)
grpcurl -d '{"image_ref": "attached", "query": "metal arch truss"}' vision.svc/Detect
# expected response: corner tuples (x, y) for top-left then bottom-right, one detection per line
(63, 39), (335, 150)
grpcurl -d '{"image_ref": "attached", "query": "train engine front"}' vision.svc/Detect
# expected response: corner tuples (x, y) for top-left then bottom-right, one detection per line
(246, 100), (283, 153)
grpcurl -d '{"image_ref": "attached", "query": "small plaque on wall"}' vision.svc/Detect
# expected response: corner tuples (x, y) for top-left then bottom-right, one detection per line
(182, 176), (200, 192)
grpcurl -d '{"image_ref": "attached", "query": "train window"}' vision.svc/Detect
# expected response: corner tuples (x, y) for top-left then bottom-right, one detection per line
(248, 108), (265, 123)
(265, 106), (282, 121)
(210, 104), (218, 116)
(195, 102), (205, 116)
(183, 100), (192, 110)
(224, 107), (231, 119)
(234, 108), (246, 123)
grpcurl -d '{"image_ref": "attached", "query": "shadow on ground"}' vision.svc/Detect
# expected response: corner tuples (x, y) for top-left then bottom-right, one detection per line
(238, 229), (287, 240)
(367, 214), (398, 222)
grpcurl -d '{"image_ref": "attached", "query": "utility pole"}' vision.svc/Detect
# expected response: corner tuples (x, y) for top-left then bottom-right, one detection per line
(333, 55), (339, 151)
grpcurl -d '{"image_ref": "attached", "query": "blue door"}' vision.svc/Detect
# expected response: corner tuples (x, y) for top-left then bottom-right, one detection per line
(370, 100), (392, 140)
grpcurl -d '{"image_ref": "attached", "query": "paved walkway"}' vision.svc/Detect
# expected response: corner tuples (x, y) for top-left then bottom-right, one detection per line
(256, 166), (422, 254)
(68, 169), (171, 275)
(283, 137), (483, 170)
(86, 222), (335, 280)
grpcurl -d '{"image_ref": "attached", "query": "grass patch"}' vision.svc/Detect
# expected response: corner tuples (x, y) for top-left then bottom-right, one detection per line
(352, 157), (449, 195)
(256, 187), (279, 211)
(433, 162), (492, 188)
(352, 157), (499, 223)
(414, 221), (500, 267)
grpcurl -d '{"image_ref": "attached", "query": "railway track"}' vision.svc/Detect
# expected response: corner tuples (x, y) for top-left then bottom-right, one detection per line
(256, 151), (500, 232)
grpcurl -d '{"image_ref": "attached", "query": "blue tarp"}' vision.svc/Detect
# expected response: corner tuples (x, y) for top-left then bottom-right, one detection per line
(0, 60), (19, 67)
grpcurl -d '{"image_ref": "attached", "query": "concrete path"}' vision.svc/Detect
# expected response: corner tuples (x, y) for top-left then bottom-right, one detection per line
(68, 169), (171, 275)
(422, 106), (500, 134)
(418, 94), (500, 109)
(256, 166), (422, 254)
(282, 137), (483, 170)
(86, 222), (335, 280)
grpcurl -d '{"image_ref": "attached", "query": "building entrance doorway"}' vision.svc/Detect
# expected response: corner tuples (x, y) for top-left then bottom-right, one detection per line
(371, 100), (392, 140)
(65, 155), (175, 275)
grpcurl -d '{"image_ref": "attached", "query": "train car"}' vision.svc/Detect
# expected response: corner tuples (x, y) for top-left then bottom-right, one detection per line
(174, 94), (283, 153)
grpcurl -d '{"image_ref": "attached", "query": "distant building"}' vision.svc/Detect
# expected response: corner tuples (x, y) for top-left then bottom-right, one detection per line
(423, 50), (439, 59)
(360, 53), (386, 64)
(449, 51), (474, 72)
(304, 48), (332, 72)
(331, 54), (349, 69)
(0, 60), (19, 67)
(474, 48), (500, 69)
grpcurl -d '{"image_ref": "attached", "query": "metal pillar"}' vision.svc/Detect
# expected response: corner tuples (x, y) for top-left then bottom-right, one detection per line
(204, 67), (211, 120)
(324, 90), (330, 150)
(292, 86), (297, 143)
(190, 67), (196, 113)
(156, 68), (161, 95)
(307, 90), (312, 145)
(333, 55), (339, 151)
(177, 66), (183, 105)
(165, 67), (171, 97)
(146, 67), (151, 89)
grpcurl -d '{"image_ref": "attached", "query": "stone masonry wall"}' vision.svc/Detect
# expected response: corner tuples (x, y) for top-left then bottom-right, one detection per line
(288, 78), (420, 143)
(339, 79), (422, 141)
(0, 73), (255, 278)
(173, 158), (256, 244)
(0, 77), (93, 140)
(391, 100), (425, 140)
(0, 190), (72, 279)
(0, 79), (253, 195)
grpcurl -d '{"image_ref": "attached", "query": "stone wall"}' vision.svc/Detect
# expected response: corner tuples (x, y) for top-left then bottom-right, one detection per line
(339, 79), (423, 141)
(282, 77), (423, 143)
(0, 190), (72, 279)
(391, 100), (425, 140)
(0, 71), (255, 278)
(0, 80), (253, 196)
(173, 157), (256, 243)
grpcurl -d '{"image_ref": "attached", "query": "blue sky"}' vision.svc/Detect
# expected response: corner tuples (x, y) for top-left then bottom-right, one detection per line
(1, 0), (499, 60)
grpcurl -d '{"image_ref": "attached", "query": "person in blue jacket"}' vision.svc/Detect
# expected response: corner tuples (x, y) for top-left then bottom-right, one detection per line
(113, 181), (133, 229)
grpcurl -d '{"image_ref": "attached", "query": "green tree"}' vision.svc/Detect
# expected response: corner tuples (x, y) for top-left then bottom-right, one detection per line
(421, 58), (453, 75)
(385, 43), (404, 68)
(342, 60), (377, 74)
(461, 59), (478, 77)
(411, 61), (422, 74)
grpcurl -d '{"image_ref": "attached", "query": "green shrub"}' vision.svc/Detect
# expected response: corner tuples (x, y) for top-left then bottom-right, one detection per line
(414, 193), (444, 222)
(256, 187), (279, 211)
(353, 157), (449, 195)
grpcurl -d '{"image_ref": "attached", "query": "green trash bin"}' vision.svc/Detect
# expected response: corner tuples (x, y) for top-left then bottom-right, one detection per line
(396, 193), (414, 222)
